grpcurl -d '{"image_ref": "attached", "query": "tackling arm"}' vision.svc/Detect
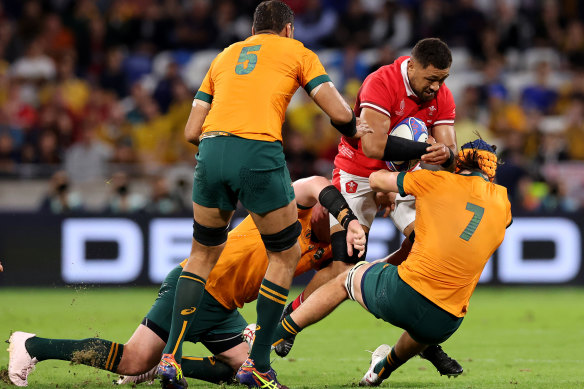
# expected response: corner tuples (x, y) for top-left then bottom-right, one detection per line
(310, 82), (353, 125)
(369, 170), (400, 193)
(184, 99), (211, 146)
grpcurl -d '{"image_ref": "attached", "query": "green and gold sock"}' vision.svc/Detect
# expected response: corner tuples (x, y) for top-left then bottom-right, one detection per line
(250, 279), (289, 372)
(162, 271), (206, 362)
(374, 347), (404, 379)
(181, 356), (235, 384)
(25, 337), (124, 372)
(272, 314), (301, 346)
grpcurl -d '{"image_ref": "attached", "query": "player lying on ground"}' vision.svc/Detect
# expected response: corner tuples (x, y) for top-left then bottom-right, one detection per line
(6, 176), (365, 387)
(270, 139), (512, 386)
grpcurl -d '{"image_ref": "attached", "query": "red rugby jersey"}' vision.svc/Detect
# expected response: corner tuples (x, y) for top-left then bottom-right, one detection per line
(334, 56), (456, 178)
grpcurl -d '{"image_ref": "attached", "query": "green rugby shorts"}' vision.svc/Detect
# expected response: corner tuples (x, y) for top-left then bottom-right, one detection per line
(192, 136), (295, 214)
(144, 266), (248, 354)
(360, 263), (463, 345)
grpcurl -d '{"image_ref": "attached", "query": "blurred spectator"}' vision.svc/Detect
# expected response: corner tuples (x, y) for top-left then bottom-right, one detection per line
(0, 131), (17, 175)
(292, 0), (337, 49)
(174, 0), (218, 50)
(17, 0), (44, 44)
(370, 1), (411, 50)
(38, 51), (90, 115)
(164, 79), (196, 163)
(11, 37), (56, 87)
(38, 170), (84, 213)
(144, 175), (181, 214)
(452, 85), (494, 147)
(213, 0), (246, 48)
(520, 61), (559, 115)
(330, 43), (369, 86)
(64, 122), (112, 183)
(130, 98), (173, 169)
(532, 0), (565, 49)
(122, 41), (153, 86)
(496, 132), (529, 204)
(99, 46), (128, 98)
(104, 171), (146, 213)
(42, 13), (75, 60)
(562, 95), (584, 159)
(153, 61), (181, 114)
(331, 0), (372, 48)
(283, 128), (316, 181)
(368, 44), (396, 74)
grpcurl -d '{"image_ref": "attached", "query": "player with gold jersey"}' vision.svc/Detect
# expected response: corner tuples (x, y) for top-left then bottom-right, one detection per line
(161, 2), (371, 388)
(270, 139), (512, 387)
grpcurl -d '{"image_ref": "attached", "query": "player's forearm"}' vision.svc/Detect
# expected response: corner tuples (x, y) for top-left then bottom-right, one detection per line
(184, 100), (210, 145)
(369, 170), (399, 193)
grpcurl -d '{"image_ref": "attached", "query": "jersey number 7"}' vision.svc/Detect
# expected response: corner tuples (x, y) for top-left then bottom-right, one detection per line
(460, 202), (484, 241)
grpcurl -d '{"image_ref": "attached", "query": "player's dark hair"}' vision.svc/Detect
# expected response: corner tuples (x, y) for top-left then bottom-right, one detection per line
(411, 38), (452, 70)
(253, 1), (294, 34)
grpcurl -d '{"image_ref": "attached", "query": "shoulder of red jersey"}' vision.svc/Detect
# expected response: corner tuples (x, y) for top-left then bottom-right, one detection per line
(357, 56), (410, 117)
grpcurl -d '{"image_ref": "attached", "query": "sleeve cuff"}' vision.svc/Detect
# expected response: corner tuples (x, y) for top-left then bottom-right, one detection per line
(195, 90), (213, 104)
(304, 74), (331, 94)
(397, 172), (407, 197)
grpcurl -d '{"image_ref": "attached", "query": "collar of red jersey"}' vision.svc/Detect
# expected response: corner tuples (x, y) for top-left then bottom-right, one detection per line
(400, 58), (416, 98)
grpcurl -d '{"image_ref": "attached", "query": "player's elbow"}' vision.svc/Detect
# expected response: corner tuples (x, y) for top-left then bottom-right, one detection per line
(184, 128), (200, 146)
(361, 140), (383, 159)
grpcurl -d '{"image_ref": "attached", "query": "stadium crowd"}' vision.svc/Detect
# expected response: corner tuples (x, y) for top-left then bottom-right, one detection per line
(0, 0), (584, 214)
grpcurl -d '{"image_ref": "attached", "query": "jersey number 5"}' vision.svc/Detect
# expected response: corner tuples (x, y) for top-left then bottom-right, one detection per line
(235, 45), (261, 75)
(460, 202), (484, 241)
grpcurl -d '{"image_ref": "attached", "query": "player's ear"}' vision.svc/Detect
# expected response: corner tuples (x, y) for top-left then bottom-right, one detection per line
(251, 26), (256, 35)
(286, 23), (294, 38)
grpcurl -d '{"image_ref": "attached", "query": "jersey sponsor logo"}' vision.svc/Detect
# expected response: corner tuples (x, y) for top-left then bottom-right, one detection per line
(346, 180), (358, 193)
(395, 99), (405, 116)
(181, 307), (197, 315)
(339, 144), (355, 159)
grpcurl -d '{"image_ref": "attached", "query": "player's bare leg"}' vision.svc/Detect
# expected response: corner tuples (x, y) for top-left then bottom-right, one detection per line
(119, 335), (250, 385)
(236, 200), (301, 388)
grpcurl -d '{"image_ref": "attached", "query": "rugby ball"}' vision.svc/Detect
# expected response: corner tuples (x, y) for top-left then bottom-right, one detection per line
(386, 117), (429, 172)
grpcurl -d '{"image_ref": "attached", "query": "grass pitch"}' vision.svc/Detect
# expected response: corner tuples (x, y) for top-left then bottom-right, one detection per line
(1, 286), (583, 388)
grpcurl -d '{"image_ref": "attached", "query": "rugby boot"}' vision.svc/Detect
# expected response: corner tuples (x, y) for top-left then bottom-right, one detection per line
(274, 303), (295, 357)
(236, 358), (288, 389)
(156, 354), (188, 389)
(359, 344), (391, 386)
(115, 366), (156, 385)
(7, 331), (38, 387)
(420, 344), (463, 377)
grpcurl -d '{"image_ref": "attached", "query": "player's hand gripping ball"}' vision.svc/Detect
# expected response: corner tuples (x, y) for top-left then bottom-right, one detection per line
(386, 117), (429, 172)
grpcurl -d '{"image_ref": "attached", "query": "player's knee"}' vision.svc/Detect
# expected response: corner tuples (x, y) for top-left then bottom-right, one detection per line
(260, 221), (301, 253)
(193, 220), (229, 246)
(331, 230), (369, 263)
